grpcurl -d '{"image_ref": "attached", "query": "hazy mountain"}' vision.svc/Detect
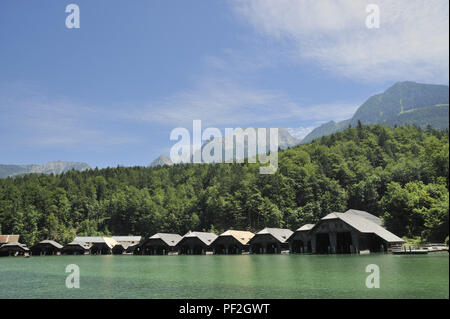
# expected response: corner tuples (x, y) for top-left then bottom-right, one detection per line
(301, 81), (449, 144)
(150, 155), (174, 167)
(195, 127), (300, 163)
(151, 127), (301, 166)
(0, 161), (91, 178)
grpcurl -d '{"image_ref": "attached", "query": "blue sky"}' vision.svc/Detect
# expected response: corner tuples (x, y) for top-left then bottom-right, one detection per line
(0, 0), (448, 168)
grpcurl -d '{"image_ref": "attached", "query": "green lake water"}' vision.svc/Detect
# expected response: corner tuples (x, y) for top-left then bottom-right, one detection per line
(0, 253), (448, 299)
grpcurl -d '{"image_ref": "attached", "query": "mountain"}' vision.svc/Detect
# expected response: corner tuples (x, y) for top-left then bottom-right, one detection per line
(301, 81), (449, 144)
(194, 127), (300, 163)
(150, 155), (173, 167)
(0, 161), (91, 178)
(151, 127), (301, 166)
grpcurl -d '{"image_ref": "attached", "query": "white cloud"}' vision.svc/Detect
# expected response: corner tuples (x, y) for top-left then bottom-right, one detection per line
(127, 78), (360, 128)
(231, 0), (449, 82)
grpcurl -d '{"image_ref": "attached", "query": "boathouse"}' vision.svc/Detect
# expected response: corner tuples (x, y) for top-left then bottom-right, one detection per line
(71, 236), (119, 255)
(0, 242), (30, 256)
(141, 233), (182, 255)
(249, 228), (293, 254)
(112, 236), (141, 247)
(61, 242), (90, 255)
(287, 224), (314, 253)
(111, 236), (141, 254)
(308, 209), (404, 254)
(30, 240), (63, 256)
(176, 231), (218, 255)
(111, 243), (127, 254)
(91, 237), (118, 255)
(211, 230), (254, 254)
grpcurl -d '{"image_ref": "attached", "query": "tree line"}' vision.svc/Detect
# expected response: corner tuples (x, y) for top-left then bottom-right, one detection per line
(0, 124), (448, 246)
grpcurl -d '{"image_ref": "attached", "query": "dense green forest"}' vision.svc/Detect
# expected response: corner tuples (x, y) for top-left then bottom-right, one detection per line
(0, 124), (448, 246)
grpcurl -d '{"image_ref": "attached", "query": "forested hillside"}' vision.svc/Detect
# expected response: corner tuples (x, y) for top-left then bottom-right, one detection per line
(0, 124), (448, 246)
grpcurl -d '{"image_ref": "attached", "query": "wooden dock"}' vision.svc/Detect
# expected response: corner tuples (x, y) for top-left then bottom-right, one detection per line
(392, 249), (428, 255)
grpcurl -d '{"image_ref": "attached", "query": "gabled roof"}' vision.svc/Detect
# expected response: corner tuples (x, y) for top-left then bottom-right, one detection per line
(112, 243), (132, 250)
(99, 237), (118, 249)
(254, 228), (293, 243)
(218, 230), (255, 245)
(32, 240), (63, 249)
(344, 209), (383, 226)
(0, 235), (20, 244)
(149, 233), (182, 246)
(287, 224), (315, 242)
(182, 231), (218, 246)
(73, 236), (105, 243)
(63, 242), (90, 250)
(0, 242), (29, 251)
(74, 236), (118, 248)
(112, 236), (141, 242)
(320, 212), (403, 243)
(296, 224), (315, 231)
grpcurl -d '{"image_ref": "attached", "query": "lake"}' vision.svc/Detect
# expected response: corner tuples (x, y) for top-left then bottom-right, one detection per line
(0, 253), (448, 299)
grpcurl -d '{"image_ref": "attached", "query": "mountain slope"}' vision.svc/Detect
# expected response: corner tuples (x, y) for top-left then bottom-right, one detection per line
(301, 81), (449, 144)
(0, 161), (91, 178)
(150, 155), (174, 167)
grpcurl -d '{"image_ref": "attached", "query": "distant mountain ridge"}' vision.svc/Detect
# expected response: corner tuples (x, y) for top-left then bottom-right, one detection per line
(301, 81), (449, 144)
(150, 155), (174, 167)
(0, 161), (91, 178)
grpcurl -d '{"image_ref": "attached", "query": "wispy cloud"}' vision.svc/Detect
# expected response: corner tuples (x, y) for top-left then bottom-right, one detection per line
(231, 0), (449, 82)
(0, 85), (140, 148)
(126, 77), (360, 128)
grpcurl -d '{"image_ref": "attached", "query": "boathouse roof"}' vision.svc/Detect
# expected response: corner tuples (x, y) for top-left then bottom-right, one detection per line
(32, 240), (63, 249)
(344, 209), (383, 226)
(320, 211), (404, 243)
(296, 224), (315, 231)
(73, 236), (105, 243)
(0, 242), (29, 251)
(254, 228), (293, 243)
(149, 233), (182, 246)
(218, 230), (255, 245)
(112, 236), (141, 243)
(73, 236), (118, 248)
(0, 234), (20, 244)
(182, 231), (218, 246)
(64, 241), (90, 249)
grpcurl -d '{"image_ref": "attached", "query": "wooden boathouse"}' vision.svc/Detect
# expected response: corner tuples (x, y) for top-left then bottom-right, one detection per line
(211, 230), (254, 254)
(0, 242), (30, 256)
(71, 236), (118, 255)
(176, 231), (218, 255)
(249, 228), (293, 254)
(140, 233), (182, 255)
(0, 234), (20, 245)
(287, 224), (314, 253)
(305, 209), (404, 254)
(30, 240), (63, 256)
(111, 236), (141, 255)
(61, 241), (90, 255)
